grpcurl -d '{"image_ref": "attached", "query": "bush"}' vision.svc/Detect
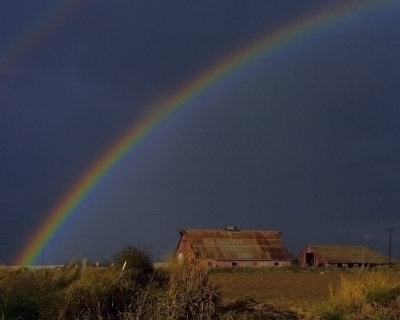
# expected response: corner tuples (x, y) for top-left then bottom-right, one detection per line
(112, 246), (154, 284)
(113, 246), (153, 271)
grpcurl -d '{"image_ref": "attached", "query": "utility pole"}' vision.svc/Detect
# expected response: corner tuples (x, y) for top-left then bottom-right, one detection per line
(388, 228), (394, 266)
(362, 246), (364, 270)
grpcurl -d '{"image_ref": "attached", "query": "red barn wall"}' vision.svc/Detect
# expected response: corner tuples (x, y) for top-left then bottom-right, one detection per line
(176, 233), (291, 268)
(298, 246), (324, 267)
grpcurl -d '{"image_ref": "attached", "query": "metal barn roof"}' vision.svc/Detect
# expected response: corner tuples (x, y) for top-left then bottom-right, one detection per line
(179, 229), (291, 261)
(307, 245), (391, 264)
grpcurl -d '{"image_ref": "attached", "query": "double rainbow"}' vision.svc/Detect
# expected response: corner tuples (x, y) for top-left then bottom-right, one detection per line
(14, 0), (391, 265)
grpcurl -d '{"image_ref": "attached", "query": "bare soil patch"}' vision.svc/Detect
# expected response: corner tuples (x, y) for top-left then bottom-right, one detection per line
(209, 269), (341, 316)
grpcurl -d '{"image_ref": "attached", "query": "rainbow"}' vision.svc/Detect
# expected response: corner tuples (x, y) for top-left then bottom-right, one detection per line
(0, 0), (86, 75)
(15, 0), (392, 265)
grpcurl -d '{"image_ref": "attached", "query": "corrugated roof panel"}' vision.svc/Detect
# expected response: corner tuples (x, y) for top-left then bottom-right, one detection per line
(308, 245), (393, 264)
(182, 229), (291, 261)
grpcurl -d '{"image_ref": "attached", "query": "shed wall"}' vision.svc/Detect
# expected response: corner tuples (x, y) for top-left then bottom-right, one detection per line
(298, 245), (391, 267)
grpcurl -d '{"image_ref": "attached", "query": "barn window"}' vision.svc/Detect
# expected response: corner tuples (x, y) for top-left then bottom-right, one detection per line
(274, 262), (279, 266)
(232, 262), (237, 267)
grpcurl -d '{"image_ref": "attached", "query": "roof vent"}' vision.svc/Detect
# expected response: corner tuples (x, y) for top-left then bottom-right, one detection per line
(225, 226), (240, 231)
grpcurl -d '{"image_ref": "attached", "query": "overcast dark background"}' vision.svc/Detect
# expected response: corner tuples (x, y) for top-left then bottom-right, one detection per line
(1, 0), (400, 264)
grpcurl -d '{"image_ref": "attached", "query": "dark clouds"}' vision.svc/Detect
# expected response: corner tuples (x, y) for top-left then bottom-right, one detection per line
(1, 0), (400, 263)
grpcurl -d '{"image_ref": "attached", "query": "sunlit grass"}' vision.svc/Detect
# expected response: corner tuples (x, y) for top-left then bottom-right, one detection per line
(2, 262), (400, 319)
(316, 267), (400, 319)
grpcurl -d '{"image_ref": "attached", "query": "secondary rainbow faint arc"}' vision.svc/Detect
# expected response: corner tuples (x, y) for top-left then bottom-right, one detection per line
(0, 0), (86, 74)
(15, 0), (390, 265)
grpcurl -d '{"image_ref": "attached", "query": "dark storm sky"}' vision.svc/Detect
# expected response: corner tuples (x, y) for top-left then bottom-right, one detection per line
(1, 0), (400, 264)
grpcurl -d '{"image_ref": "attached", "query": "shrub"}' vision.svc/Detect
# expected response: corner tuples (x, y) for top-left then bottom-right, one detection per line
(112, 246), (153, 271)
(112, 246), (154, 285)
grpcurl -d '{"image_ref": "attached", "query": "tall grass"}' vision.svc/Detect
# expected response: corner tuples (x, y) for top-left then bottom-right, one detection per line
(0, 267), (69, 320)
(121, 258), (222, 320)
(330, 268), (398, 308)
(0, 259), (222, 320)
(317, 267), (400, 320)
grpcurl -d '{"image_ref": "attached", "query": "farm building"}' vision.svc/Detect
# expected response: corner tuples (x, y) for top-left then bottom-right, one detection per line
(175, 227), (292, 268)
(298, 245), (393, 268)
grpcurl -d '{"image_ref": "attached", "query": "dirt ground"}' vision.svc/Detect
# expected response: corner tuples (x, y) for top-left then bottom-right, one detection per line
(209, 269), (341, 316)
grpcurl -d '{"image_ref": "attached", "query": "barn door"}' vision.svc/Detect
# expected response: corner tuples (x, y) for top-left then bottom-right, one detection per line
(306, 253), (315, 266)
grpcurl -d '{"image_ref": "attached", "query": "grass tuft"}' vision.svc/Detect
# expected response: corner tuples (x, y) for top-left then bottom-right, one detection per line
(316, 267), (400, 319)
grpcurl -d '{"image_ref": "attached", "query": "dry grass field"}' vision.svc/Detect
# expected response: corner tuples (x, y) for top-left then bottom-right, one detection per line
(209, 269), (342, 316)
(2, 262), (400, 319)
(209, 267), (400, 318)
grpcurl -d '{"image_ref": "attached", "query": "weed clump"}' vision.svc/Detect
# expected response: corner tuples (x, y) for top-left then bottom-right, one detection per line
(316, 268), (400, 320)
(121, 258), (222, 320)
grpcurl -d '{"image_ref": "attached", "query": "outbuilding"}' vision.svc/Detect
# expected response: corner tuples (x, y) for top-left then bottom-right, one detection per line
(298, 245), (392, 268)
(176, 227), (292, 268)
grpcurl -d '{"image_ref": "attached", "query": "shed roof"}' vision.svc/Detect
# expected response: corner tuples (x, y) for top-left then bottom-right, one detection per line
(179, 229), (291, 261)
(307, 245), (392, 264)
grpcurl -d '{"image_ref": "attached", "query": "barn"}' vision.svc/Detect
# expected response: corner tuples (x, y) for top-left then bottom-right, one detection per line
(298, 245), (392, 268)
(175, 227), (292, 268)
